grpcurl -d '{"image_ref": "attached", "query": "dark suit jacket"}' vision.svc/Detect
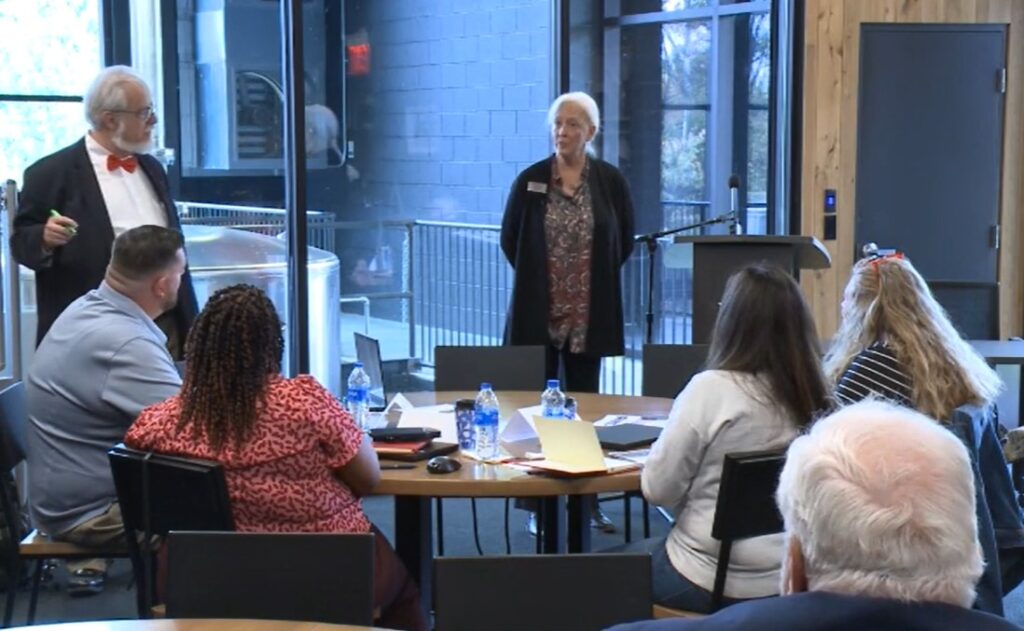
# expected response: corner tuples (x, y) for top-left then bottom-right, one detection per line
(500, 156), (635, 358)
(605, 592), (1023, 631)
(11, 138), (198, 348)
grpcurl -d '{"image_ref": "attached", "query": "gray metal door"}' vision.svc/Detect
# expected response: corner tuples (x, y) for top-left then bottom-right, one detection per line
(855, 24), (1006, 338)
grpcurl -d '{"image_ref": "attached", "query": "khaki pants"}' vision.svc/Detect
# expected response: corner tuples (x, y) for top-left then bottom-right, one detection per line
(58, 503), (126, 575)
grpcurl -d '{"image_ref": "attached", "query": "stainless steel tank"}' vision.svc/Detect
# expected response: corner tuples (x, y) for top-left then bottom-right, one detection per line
(19, 225), (341, 395)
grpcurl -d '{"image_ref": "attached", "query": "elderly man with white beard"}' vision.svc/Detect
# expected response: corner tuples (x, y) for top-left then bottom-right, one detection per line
(11, 65), (196, 359)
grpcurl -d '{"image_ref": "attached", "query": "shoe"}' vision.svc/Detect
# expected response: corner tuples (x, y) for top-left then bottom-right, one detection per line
(67, 568), (105, 597)
(526, 512), (539, 538)
(590, 508), (617, 533)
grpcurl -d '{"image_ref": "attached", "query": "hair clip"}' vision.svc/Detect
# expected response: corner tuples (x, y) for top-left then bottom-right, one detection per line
(869, 251), (904, 273)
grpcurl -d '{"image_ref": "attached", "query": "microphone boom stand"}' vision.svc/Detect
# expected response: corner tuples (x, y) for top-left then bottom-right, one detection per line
(635, 212), (734, 345)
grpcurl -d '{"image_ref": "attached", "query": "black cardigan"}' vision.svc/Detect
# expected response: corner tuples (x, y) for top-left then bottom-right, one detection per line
(500, 156), (635, 358)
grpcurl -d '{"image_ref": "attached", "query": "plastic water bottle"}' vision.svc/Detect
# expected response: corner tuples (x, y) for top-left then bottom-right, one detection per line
(347, 362), (371, 431)
(541, 379), (566, 419)
(474, 382), (500, 459)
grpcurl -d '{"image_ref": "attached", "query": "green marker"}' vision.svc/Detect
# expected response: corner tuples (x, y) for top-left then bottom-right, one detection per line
(49, 209), (77, 236)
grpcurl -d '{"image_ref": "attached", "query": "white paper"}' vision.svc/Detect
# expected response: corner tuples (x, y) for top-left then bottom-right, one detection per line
(385, 392), (415, 413)
(500, 405), (544, 443)
(397, 406), (457, 443)
(593, 414), (668, 429)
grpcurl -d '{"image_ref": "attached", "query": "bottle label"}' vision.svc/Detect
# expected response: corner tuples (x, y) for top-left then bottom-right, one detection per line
(348, 387), (367, 403)
(474, 409), (499, 426)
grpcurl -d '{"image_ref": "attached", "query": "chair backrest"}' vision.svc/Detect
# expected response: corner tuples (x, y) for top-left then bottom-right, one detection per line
(354, 332), (387, 409)
(707, 448), (787, 611)
(434, 345), (546, 392)
(434, 554), (651, 631)
(0, 382), (27, 472)
(107, 444), (234, 536)
(166, 531), (375, 625)
(711, 449), (786, 542)
(642, 344), (708, 398)
(0, 381), (27, 549)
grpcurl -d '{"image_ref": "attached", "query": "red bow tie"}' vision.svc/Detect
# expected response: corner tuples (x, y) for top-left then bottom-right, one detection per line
(107, 154), (138, 173)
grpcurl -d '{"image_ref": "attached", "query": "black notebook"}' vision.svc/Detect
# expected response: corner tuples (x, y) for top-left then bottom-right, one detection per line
(596, 424), (663, 450)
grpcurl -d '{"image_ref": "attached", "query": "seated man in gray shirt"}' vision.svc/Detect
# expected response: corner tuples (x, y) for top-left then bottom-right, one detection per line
(26, 225), (186, 595)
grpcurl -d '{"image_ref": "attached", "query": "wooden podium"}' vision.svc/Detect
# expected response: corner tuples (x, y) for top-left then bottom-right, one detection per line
(671, 235), (831, 343)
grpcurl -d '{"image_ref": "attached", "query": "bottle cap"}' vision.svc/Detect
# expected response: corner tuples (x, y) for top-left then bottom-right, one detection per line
(480, 382), (492, 390)
(546, 379), (559, 389)
(353, 361), (364, 368)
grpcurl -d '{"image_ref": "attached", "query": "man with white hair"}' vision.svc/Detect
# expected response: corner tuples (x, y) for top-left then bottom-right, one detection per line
(11, 65), (196, 358)
(607, 401), (1022, 630)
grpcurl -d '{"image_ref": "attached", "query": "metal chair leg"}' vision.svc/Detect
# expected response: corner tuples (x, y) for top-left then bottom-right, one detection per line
(623, 493), (632, 543)
(3, 555), (16, 627)
(435, 498), (445, 556)
(27, 559), (42, 625)
(643, 499), (652, 538)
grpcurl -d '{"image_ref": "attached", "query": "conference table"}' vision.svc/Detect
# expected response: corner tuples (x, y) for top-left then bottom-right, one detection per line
(372, 390), (674, 607)
(11, 621), (395, 630)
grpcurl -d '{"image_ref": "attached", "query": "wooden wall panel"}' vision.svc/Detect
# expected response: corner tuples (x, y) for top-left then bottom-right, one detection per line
(800, 0), (1024, 338)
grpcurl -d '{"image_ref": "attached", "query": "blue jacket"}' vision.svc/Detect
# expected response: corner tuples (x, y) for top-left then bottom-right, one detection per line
(948, 404), (1024, 614)
(606, 592), (1023, 631)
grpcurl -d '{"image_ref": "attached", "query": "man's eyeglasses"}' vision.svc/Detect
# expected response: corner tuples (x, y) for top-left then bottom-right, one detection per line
(109, 106), (155, 121)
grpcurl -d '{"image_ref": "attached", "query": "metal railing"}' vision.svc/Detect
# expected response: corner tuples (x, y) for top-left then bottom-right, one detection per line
(174, 203), (734, 395)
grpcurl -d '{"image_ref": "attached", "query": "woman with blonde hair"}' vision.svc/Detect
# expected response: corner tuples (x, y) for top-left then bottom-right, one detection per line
(825, 253), (1001, 421)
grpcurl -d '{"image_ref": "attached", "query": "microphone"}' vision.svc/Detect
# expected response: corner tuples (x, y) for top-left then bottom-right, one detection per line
(728, 174), (741, 235)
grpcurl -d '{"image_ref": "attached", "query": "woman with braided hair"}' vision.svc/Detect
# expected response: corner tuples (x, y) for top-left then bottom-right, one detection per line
(125, 284), (426, 631)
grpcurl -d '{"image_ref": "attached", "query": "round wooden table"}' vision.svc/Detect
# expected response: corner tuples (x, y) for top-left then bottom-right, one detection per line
(12, 620), (394, 631)
(371, 391), (673, 610)
(374, 391), (672, 497)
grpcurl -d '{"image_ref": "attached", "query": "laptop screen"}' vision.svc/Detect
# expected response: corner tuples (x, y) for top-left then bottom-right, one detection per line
(353, 333), (387, 411)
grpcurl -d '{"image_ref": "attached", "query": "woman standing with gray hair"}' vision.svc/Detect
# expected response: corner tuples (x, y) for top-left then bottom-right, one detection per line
(501, 91), (635, 393)
(501, 91), (635, 534)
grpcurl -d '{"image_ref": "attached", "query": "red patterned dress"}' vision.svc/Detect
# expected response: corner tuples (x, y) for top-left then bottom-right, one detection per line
(125, 374), (370, 534)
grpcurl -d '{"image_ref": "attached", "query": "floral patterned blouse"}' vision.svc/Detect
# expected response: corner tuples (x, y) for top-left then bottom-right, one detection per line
(545, 157), (594, 353)
(125, 374), (371, 534)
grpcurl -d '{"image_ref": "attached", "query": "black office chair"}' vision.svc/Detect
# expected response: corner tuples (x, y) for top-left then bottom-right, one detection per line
(108, 444), (235, 617)
(434, 345), (547, 392)
(434, 553), (652, 631)
(166, 531), (374, 625)
(433, 344), (547, 553)
(642, 344), (708, 399)
(707, 449), (787, 612)
(0, 381), (133, 626)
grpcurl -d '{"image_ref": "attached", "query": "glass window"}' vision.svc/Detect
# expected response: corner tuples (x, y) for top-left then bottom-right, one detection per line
(571, 0), (774, 387)
(0, 0), (100, 180)
(0, 101), (87, 181)
(662, 21), (711, 106)
(0, 0), (101, 96)
(616, 0), (712, 15)
(167, 0), (551, 394)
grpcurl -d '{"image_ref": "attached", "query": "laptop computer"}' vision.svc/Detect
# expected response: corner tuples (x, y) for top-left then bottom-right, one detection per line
(353, 332), (387, 412)
(528, 417), (641, 477)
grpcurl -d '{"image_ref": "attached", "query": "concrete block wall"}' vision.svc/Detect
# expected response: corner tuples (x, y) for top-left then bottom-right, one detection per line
(355, 0), (552, 226)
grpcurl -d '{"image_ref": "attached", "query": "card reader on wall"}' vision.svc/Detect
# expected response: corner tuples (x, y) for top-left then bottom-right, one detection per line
(824, 188), (837, 241)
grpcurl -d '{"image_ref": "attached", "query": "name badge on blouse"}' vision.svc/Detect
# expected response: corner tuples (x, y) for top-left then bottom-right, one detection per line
(527, 181), (548, 194)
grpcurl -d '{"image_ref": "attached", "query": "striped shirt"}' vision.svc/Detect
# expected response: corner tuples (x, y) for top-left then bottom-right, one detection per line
(834, 342), (913, 408)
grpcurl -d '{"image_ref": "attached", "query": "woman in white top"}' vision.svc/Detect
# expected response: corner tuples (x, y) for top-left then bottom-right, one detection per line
(637, 263), (829, 612)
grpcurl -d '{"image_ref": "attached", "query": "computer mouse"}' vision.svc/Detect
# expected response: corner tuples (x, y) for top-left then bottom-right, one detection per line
(426, 456), (462, 474)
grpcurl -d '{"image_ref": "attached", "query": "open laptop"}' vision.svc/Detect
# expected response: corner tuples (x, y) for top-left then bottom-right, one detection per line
(528, 417), (641, 477)
(353, 332), (387, 411)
